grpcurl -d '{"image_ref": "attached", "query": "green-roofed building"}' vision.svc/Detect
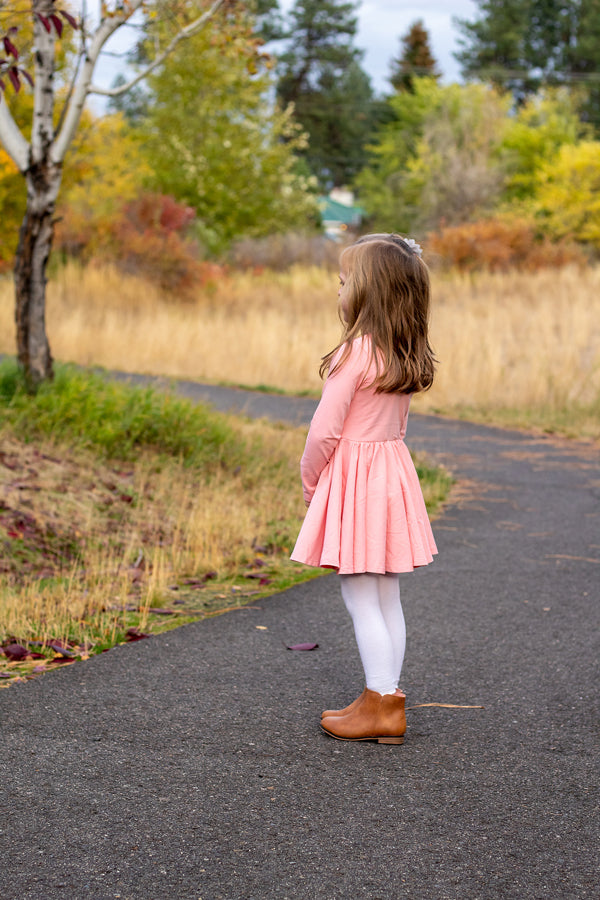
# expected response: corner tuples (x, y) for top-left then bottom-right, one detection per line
(319, 189), (364, 240)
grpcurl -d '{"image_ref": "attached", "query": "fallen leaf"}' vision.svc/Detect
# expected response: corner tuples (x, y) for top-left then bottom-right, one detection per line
(0, 453), (19, 470)
(125, 628), (151, 642)
(255, 625), (268, 631)
(287, 642), (319, 651)
(3, 643), (30, 661)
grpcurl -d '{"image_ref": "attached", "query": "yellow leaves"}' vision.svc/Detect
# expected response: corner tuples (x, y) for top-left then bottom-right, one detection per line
(533, 141), (600, 246)
(0, 147), (25, 271)
(55, 111), (151, 257)
(62, 111), (150, 210)
(0, 147), (18, 179)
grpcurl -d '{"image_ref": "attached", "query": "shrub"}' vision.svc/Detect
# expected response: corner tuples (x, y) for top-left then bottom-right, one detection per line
(427, 217), (585, 272)
(532, 141), (600, 248)
(54, 192), (223, 294)
(0, 360), (241, 471)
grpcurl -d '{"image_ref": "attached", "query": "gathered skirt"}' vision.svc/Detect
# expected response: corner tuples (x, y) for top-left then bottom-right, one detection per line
(291, 437), (437, 575)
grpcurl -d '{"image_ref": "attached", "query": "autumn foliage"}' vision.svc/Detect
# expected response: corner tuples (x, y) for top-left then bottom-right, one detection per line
(427, 217), (585, 272)
(55, 192), (224, 293)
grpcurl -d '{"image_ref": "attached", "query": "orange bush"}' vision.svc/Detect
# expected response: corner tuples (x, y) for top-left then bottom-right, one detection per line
(54, 193), (226, 294)
(427, 218), (585, 272)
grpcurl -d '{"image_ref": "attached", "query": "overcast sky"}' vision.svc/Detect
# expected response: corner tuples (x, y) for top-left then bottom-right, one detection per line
(94, 0), (480, 99)
(278, 0), (480, 92)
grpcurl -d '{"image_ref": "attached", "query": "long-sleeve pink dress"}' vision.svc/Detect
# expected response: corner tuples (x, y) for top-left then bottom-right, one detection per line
(291, 335), (437, 575)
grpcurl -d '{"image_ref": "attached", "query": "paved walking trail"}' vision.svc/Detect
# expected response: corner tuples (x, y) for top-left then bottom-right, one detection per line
(1, 379), (598, 899)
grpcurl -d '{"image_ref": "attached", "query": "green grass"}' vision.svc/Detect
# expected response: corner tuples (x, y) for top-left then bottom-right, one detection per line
(0, 359), (242, 470)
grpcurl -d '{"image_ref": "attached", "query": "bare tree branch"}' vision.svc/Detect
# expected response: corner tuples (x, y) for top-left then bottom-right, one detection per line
(54, 18), (87, 141)
(51, 0), (146, 163)
(51, 0), (224, 164)
(88, 0), (224, 97)
(0, 98), (29, 171)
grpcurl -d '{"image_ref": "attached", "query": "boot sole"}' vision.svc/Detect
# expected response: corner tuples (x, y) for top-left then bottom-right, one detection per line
(320, 724), (404, 744)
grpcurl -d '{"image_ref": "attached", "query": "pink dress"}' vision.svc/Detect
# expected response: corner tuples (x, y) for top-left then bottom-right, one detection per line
(291, 335), (437, 575)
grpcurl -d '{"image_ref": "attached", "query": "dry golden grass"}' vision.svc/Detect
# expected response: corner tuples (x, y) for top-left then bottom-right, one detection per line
(1, 261), (599, 436)
(0, 421), (308, 670)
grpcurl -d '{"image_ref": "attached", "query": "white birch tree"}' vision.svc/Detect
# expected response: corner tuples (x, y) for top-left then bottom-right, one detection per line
(0, 0), (224, 386)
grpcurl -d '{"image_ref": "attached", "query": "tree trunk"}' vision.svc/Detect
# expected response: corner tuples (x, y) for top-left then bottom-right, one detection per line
(14, 165), (60, 388)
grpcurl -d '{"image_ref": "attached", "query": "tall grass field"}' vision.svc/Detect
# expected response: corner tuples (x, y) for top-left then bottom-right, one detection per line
(2, 261), (598, 438)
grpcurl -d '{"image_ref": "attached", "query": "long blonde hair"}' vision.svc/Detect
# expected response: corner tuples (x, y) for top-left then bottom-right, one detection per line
(320, 237), (437, 394)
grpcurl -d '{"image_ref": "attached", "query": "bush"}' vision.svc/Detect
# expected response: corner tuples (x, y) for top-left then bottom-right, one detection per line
(55, 192), (225, 294)
(532, 141), (600, 248)
(0, 360), (242, 471)
(427, 217), (585, 272)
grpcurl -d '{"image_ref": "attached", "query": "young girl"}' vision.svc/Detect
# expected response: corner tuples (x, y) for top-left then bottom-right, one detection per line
(291, 234), (437, 744)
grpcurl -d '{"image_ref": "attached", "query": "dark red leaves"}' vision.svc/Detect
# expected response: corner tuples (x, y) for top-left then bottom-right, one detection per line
(8, 66), (20, 92)
(20, 68), (33, 87)
(182, 571), (216, 588)
(286, 643), (319, 651)
(0, 452), (19, 470)
(3, 643), (29, 661)
(3, 36), (18, 59)
(36, 13), (52, 33)
(32, 11), (77, 36)
(125, 628), (150, 642)
(59, 10), (79, 30)
(49, 14), (63, 37)
(1, 643), (45, 661)
(245, 572), (272, 585)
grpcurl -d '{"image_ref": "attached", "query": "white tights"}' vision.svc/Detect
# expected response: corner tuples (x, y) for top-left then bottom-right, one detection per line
(339, 573), (406, 695)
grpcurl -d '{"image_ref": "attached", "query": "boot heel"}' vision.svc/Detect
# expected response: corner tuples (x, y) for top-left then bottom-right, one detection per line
(377, 736), (404, 745)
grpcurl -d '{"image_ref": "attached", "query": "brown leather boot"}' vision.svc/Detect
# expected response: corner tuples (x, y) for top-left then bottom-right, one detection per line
(321, 689), (406, 744)
(321, 688), (368, 719)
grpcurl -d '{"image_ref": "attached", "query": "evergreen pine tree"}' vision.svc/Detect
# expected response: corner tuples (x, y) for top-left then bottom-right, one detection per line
(455, 0), (600, 128)
(275, 0), (374, 188)
(569, 0), (600, 131)
(390, 20), (440, 93)
(454, 0), (533, 101)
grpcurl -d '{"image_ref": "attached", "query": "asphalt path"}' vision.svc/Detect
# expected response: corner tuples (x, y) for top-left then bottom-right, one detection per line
(1, 377), (598, 899)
